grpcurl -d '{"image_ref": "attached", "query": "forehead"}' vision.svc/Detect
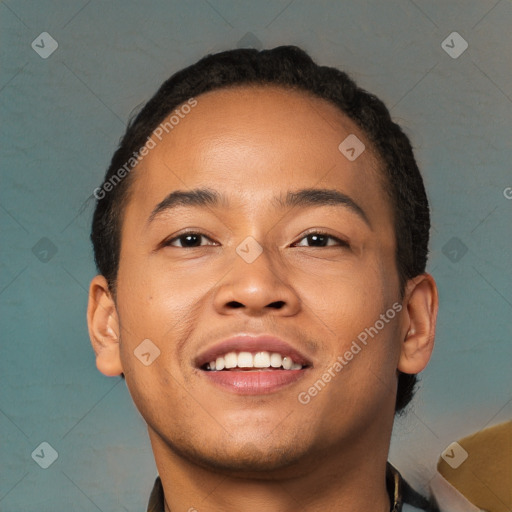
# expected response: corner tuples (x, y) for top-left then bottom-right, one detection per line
(125, 84), (388, 222)
(153, 85), (371, 161)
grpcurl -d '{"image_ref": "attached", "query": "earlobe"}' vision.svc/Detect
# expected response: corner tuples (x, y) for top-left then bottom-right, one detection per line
(397, 273), (439, 375)
(87, 275), (123, 377)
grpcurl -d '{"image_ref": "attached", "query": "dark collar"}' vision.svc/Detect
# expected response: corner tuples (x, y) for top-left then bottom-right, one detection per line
(147, 462), (432, 512)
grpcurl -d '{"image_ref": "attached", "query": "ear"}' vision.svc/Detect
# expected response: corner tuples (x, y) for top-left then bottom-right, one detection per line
(397, 273), (439, 374)
(87, 275), (123, 377)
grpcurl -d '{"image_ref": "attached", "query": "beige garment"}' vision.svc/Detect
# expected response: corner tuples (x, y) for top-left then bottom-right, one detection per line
(435, 420), (511, 512)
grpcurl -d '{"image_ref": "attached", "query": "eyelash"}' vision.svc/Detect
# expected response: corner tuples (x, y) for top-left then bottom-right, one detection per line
(162, 229), (349, 249)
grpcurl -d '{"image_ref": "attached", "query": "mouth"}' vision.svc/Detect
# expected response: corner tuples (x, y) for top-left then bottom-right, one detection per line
(196, 336), (312, 395)
(202, 351), (306, 372)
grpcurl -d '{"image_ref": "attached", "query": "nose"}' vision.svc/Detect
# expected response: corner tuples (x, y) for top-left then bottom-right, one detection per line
(213, 245), (301, 318)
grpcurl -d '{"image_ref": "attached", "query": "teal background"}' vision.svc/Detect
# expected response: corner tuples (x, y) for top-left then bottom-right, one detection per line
(1, 1), (511, 510)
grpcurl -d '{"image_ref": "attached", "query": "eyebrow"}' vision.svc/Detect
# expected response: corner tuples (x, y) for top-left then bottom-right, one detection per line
(147, 187), (371, 228)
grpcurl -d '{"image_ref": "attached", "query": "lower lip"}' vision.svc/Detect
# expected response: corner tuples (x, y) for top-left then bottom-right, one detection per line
(202, 369), (307, 395)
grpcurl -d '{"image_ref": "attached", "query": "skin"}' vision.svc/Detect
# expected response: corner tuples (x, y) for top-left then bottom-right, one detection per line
(87, 85), (438, 512)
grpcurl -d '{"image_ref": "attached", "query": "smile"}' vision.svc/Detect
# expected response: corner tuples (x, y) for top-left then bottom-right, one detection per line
(196, 335), (312, 394)
(203, 351), (304, 371)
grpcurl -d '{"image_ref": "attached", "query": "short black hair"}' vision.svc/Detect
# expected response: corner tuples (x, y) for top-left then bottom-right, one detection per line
(91, 45), (430, 413)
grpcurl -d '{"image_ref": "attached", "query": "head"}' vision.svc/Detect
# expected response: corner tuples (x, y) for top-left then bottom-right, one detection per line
(88, 46), (437, 475)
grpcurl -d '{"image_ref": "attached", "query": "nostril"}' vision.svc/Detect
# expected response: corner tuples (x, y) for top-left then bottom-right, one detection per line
(226, 301), (244, 308)
(268, 301), (285, 309)
(225, 300), (285, 309)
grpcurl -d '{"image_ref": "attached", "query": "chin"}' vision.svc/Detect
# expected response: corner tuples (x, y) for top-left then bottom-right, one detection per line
(169, 434), (312, 478)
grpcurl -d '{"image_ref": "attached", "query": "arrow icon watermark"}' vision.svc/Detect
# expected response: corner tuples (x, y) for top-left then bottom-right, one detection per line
(441, 32), (468, 59)
(338, 134), (365, 161)
(441, 441), (468, 469)
(134, 339), (161, 366)
(31, 441), (58, 469)
(236, 236), (263, 263)
(31, 32), (58, 59)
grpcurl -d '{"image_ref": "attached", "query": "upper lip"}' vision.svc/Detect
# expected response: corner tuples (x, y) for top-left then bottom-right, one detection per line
(195, 335), (313, 369)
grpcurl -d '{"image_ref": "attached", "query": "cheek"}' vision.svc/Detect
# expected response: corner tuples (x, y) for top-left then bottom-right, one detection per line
(114, 255), (218, 390)
(301, 258), (389, 337)
(304, 257), (400, 395)
(116, 252), (203, 330)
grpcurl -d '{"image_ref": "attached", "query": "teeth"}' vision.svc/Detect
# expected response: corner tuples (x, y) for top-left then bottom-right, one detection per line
(238, 352), (253, 367)
(253, 351), (270, 368)
(224, 352), (237, 369)
(205, 351), (304, 371)
(282, 357), (293, 370)
(270, 353), (282, 368)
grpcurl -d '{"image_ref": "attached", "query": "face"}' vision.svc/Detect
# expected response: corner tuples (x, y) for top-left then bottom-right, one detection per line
(96, 86), (412, 476)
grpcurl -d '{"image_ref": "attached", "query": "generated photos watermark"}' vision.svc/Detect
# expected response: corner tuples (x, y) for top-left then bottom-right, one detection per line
(298, 302), (403, 405)
(93, 97), (198, 200)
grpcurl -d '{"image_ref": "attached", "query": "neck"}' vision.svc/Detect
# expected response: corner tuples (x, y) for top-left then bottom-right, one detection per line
(149, 424), (393, 512)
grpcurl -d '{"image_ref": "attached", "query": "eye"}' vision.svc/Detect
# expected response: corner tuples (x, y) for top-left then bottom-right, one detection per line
(161, 230), (348, 249)
(293, 231), (349, 248)
(162, 231), (217, 248)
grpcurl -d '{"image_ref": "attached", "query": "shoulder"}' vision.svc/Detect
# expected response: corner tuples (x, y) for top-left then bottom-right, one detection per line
(402, 505), (429, 512)
(388, 462), (440, 512)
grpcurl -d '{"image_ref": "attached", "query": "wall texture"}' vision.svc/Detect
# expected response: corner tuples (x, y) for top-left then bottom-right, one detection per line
(1, 1), (511, 510)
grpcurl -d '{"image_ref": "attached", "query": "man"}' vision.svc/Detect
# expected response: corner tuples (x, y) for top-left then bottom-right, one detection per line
(87, 46), (439, 511)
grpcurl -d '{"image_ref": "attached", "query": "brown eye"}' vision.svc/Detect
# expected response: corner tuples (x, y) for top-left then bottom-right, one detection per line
(164, 232), (215, 248)
(294, 232), (349, 248)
